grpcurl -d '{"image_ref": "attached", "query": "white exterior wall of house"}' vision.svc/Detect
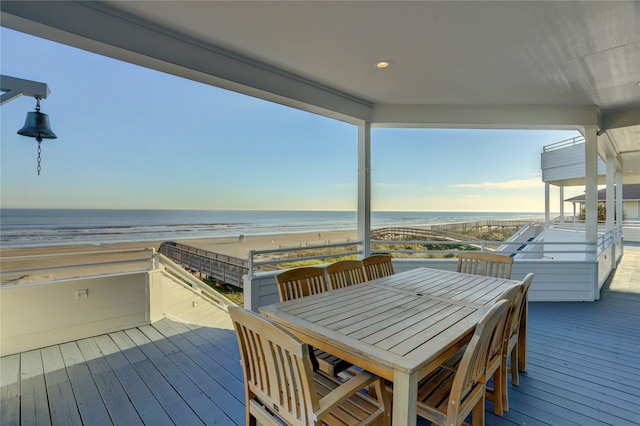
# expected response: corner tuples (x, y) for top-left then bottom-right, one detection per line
(0, 271), (155, 357)
(0, 261), (232, 357)
(541, 144), (607, 183)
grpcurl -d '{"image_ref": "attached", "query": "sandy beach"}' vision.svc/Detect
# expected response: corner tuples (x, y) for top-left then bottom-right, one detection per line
(0, 229), (359, 284)
(0, 229), (359, 259)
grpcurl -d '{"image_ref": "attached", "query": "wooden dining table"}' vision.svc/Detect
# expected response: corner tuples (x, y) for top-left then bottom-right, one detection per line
(259, 267), (521, 426)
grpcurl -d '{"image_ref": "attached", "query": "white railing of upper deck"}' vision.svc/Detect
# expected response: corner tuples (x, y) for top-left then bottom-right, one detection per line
(543, 135), (585, 152)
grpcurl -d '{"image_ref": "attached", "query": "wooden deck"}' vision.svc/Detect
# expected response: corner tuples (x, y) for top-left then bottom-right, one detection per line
(2, 245), (639, 425)
(0, 319), (244, 425)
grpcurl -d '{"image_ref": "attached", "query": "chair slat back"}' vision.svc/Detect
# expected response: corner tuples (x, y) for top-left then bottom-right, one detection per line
(493, 284), (523, 361)
(508, 273), (534, 340)
(448, 299), (510, 421)
(229, 306), (318, 426)
(362, 254), (395, 280)
(457, 252), (514, 279)
(326, 260), (367, 290)
(275, 267), (328, 302)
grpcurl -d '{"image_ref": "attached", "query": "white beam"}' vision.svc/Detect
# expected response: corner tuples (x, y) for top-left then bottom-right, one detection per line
(0, 75), (50, 106)
(601, 108), (640, 130)
(371, 104), (599, 128)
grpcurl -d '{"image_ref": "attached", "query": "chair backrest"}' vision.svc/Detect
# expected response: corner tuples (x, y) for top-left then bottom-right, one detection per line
(326, 259), (367, 290)
(457, 252), (514, 279)
(492, 284), (524, 361)
(275, 266), (328, 302)
(447, 299), (510, 423)
(362, 254), (395, 280)
(228, 306), (318, 425)
(506, 273), (534, 342)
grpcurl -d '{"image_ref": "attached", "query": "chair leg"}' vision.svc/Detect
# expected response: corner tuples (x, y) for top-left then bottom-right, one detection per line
(518, 302), (528, 372)
(472, 395), (485, 425)
(492, 366), (504, 416)
(247, 398), (255, 426)
(510, 343), (520, 386)
(373, 380), (392, 426)
(501, 354), (510, 413)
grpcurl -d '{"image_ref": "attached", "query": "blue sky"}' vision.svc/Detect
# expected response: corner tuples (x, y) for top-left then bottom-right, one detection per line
(1, 28), (582, 212)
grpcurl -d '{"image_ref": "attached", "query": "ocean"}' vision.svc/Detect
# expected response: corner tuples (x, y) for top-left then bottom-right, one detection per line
(0, 209), (544, 248)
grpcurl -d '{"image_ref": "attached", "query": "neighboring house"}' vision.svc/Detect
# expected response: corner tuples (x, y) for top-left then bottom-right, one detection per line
(565, 184), (640, 221)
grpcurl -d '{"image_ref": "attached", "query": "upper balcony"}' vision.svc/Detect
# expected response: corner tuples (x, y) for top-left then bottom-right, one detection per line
(541, 136), (608, 186)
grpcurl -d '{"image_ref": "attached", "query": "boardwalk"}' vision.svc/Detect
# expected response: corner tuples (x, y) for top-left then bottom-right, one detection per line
(1, 245), (639, 425)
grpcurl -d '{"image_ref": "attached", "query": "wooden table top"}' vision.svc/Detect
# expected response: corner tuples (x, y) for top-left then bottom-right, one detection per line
(260, 267), (519, 380)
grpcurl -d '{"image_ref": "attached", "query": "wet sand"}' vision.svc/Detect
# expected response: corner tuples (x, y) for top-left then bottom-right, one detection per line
(0, 229), (358, 259)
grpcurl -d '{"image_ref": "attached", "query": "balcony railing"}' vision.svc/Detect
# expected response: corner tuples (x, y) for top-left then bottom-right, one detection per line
(0, 247), (156, 285)
(543, 135), (585, 152)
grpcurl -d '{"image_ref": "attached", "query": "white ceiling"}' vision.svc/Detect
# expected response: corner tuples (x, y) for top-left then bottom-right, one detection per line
(2, 1), (639, 179)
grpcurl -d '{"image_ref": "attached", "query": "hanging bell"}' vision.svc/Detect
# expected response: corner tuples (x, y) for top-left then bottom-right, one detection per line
(16, 97), (57, 175)
(17, 110), (57, 139)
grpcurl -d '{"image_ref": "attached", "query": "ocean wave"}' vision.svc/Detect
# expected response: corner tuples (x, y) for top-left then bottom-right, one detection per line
(0, 209), (543, 248)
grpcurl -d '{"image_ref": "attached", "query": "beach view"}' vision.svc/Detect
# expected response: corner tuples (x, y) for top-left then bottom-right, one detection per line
(1, 3), (638, 426)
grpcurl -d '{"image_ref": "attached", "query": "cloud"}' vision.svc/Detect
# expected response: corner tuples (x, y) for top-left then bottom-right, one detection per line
(451, 178), (542, 190)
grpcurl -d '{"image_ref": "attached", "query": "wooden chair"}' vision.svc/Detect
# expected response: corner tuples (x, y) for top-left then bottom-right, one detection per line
(485, 283), (523, 416)
(228, 306), (390, 426)
(457, 251), (514, 279)
(326, 259), (367, 290)
(275, 266), (328, 302)
(275, 267), (350, 376)
(501, 273), (534, 412)
(414, 299), (510, 426)
(362, 254), (395, 280)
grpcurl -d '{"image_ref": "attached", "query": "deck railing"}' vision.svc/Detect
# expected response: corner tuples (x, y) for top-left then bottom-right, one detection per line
(0, 247), (156, 285)
(372, 239), (597, 257)
(246, 237), (602, 275)
(159, 241), (249, 287)
(248, 241), (363, 276)
(157, 253), (236, 308)
(543, 135), (585, 152)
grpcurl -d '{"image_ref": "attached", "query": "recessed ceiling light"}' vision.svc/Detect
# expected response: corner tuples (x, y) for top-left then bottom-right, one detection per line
(376, 60), (391, 69)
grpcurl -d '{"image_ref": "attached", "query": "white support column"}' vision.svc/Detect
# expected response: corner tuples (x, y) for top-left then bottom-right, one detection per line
(357, 121), (371, 257)
(605, 154), (616, 266)
(605, 154), (615, 234)
(616, 171), (623, 234)
(559, 186), (565, 223)
(584, 127), (598, 261)
(545, 183), (550, 228)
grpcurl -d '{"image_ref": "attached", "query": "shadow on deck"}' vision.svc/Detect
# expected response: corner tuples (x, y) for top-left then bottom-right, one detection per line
(2, 245), (639, 425)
